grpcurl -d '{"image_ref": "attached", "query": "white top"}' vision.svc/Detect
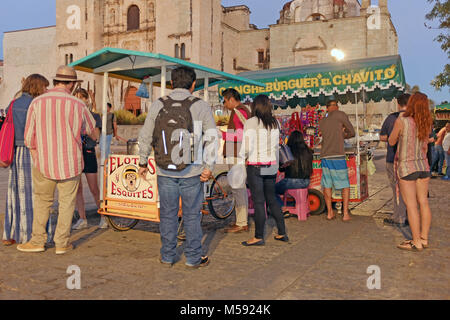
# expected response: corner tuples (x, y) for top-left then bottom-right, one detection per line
(443, 132), (450, 152)
(239, 116), (279, 167)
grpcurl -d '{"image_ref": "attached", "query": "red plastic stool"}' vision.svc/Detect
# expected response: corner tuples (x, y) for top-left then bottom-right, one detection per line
(283, 189), (310, 221)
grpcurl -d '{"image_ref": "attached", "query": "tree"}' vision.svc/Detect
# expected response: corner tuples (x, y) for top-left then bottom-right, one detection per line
(426, 0), (450, 90)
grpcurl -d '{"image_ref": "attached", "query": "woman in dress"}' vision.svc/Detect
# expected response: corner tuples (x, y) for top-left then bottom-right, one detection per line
(239, 94), (288, 246)
(389, 92), (433, 251)
(71, 88), (103, 229)
(3, 74), (49, 245)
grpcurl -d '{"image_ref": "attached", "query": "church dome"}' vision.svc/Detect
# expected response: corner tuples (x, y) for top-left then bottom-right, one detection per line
(282, 1), (294, 11)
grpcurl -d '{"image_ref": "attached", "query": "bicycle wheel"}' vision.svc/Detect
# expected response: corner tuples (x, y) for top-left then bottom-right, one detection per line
(207, 172), (235, 219)
(106, 215), (139, 232)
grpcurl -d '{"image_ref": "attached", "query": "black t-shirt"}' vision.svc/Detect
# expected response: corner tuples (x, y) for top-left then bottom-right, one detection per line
(0, 116), (5, 131)
(82, 112), (101, 149)
(380, 111), (403, 163)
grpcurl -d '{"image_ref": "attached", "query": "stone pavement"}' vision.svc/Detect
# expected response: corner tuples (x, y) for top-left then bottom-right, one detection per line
(0, 149), (449, 300)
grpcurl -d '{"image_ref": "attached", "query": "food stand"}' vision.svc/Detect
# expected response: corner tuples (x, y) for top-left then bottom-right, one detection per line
(218, 55), (406, 213)
(69, 47), (266, 227)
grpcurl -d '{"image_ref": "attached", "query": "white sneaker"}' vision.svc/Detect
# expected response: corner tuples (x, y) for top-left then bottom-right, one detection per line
(72, 219), (88, 230)
(98, 216), (108, 229)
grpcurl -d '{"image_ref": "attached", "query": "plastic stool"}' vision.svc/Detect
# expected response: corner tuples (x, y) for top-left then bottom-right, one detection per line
(283, 189), (310, 221)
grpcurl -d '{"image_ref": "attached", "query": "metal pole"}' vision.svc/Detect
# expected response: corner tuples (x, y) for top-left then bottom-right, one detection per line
(161, 65), (166, 97)
(355, 92), (360, 166)
(99, 72), (109, 201)
(204, 77), (209, 102)
(149, 78), (153, 103)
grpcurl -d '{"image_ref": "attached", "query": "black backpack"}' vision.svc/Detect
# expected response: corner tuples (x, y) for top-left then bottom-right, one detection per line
(152, 95), (200, 171)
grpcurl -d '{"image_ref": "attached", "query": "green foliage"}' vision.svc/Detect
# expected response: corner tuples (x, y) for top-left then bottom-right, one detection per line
(114, 110), (146, 125)
(426, 0), (450, 90)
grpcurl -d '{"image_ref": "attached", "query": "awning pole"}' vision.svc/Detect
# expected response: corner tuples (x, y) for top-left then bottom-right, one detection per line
(100, 71), (109, 202)
(149, 78), (153, 103)
(204, 77), (209, 102)
(161, 65), (166, 97)
(355, 92), (360, 166)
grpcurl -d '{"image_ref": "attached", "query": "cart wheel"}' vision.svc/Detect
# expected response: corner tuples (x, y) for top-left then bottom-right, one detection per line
(207, 172), (235, 219)
(308, 189), (326, 215)
(106, 215), (139, 232)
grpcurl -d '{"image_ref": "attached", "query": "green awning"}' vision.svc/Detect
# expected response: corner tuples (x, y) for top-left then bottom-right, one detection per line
(435, 103), (450, 111)
(218, 55), (406, 108)
(69, 47), (266, 90)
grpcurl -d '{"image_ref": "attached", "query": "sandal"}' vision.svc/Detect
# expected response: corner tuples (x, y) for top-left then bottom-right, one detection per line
(326, 215), (336, 221)
(2, 239), (16, 246)
(397, 240), (423, 252)
(420, 237), (429, 249)
(274, 235), (289, 242)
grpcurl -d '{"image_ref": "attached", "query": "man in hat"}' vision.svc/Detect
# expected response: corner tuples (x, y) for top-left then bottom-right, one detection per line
(19, 66), (98, 255)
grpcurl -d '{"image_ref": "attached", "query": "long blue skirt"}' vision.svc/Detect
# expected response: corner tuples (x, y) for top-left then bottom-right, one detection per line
(3, 146), (54, 244)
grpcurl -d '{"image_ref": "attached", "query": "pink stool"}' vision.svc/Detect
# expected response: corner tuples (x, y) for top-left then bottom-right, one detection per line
(283, 189), (310, 221)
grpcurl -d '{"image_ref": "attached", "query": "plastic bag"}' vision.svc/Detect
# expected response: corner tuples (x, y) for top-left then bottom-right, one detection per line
(136, 82), (149, 98)
(367, 159), (376, 176)
(227, 164), (247, 189)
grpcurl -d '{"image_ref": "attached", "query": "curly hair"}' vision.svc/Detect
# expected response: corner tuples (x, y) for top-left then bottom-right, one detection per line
(21, 74), (49, 97)
(403, 92), (432, 141)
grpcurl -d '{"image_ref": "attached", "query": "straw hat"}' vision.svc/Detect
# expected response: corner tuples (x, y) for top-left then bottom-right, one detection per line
(53, 65), (82, 82)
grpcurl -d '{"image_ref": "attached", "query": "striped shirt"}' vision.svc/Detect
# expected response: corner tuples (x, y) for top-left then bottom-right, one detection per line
(24, 87), (96, 180)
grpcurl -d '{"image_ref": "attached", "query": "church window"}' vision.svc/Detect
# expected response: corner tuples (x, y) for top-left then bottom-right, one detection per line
(110, 9), (116, 25)
(257, 50), (265, 64)
(127, 5), (140, 31)
(180, 43), (186, 59)
(175, 44), (180, 58)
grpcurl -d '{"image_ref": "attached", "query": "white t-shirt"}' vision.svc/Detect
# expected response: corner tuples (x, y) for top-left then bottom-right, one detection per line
(442, 132), (450, 152)
(239, 116), (279, 166)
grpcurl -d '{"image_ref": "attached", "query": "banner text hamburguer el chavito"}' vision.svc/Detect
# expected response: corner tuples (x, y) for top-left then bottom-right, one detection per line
(218, 60), (405, 102)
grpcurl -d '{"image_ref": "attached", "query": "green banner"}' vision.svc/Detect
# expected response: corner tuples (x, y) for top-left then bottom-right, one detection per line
(219, 56), (406, 107)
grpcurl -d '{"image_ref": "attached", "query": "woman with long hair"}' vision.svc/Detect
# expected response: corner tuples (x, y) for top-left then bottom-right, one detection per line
(389, 92), (433, 251)
(3, 74), (49, 245)
(239, 94), (288, 246)
(72, 88), (103, 229)
(276, 130), (313, 216)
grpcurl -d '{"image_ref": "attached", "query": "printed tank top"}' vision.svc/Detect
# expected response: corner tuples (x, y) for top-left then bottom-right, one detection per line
(397, 116), (429, 178)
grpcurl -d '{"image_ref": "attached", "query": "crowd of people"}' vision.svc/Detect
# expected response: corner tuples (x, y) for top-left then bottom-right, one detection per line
(1, 64), (447, 266)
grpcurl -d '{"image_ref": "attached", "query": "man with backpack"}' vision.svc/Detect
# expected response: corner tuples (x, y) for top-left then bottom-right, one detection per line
(380, 93), (410, 229)
(138, 66), (218, 268)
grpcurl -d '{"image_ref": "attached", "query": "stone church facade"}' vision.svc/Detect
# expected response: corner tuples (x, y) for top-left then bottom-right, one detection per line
(0, 0), (398, 127)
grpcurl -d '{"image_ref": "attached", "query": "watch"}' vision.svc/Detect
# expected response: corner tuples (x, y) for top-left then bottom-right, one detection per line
(138, 162), (148, 168)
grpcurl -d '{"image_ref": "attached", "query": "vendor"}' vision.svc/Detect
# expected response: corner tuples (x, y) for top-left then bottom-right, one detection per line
(318, 99), (355, 221)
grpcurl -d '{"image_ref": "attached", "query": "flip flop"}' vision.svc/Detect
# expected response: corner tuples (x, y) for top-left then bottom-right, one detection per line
(397, 240), (423, 252)
(326, 215), (336, 221)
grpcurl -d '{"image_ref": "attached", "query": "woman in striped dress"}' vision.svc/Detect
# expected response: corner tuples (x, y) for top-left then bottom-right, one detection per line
(388, 92), (433, 251)
(2, 74), (49, 245)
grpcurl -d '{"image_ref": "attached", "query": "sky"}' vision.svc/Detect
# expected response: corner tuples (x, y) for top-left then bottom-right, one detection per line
(0, 0), (448, 104)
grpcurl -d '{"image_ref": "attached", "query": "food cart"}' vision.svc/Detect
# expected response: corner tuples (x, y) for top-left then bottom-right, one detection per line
(218, 55), (407, 214)
(69, 47), (266, 229)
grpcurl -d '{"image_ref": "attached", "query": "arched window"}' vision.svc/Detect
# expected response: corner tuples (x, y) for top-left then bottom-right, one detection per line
(127, 5), (140, 31)
(175, 44), (180, 58)
(110, 9), (116, 25)
(180, 43), (186, 59)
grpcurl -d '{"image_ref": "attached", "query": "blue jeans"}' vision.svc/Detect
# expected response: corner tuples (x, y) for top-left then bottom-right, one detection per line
(431, 145), (445, 174)
(275, 178), (310, 207)
(157, 175), (204, 266)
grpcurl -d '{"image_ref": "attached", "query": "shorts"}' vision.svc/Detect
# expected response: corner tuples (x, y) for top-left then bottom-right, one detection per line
(401, 171), (431, 181)
(321, 158), (350, 190)
(83, 148), (98, 174)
